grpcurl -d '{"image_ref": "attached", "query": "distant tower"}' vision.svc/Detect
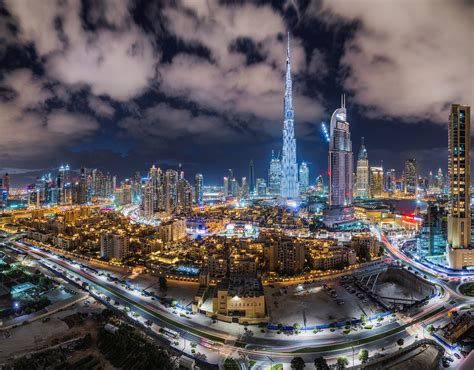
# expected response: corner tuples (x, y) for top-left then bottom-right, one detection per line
(403, 159), (417, 196)
(194, 173), (203, 206)
(447, 104), (473, 269)
(299, 162), (309, 194)
(280, 33), (299, 198)
(249, 160), (255, 196)
(269, 150), (282, 195)
(356, 137), (369, 198)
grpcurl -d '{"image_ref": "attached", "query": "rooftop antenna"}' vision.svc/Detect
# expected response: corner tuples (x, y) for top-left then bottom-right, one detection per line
(341, 93), (346, 109)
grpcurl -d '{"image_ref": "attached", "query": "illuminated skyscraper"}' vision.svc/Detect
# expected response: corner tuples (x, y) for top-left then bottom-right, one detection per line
(280, 33), (299, 198)
(3, 173), (10, 195)
(269, 151), (282, 195)
(370, 166), (384, 198)
(178, 178), (193, 214)
(256, 178), (267, 196)
(223, 177), (229, 197)
(164, 169), (178, 214)
(143, 180), (153, 218)
(249, 160), (255, 196)
(447, 104), (473, 269)
(194, 173), (203, 206)
(324, 95), (354, 225)
(403, 159), (417, 195)
(299, 162), (309, 194)
(356, 137), (369, 198)
(328, 95), (353, 207)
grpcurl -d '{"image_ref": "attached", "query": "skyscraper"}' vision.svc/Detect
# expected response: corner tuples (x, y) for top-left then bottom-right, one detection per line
(328, 95), (353, 207)
(356, 137), (369, 198)
(268, 151), (282, 195)
(385, 169), (396, 192)
(223, 177), (229, 198)
(299, 162), (309, 194)
(249, 160), (255, 196)
(280, 33), (299, 199)
(164, 169), (178, 214)
(403, 159), (417, 196)
(194, 173), (203, 206)
(143, 180), (153, 218)
(3, 173), (10, 195)
(370, 166), (384, 198)
(324, 95), (354, 225)
(447, 104), (473, 269)
(256, 178), (267, 196)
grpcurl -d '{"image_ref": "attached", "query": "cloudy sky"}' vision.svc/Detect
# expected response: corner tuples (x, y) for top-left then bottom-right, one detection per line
(0, 0), (472, 186)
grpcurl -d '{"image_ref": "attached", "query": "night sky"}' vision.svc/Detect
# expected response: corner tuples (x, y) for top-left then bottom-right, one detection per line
(0, 0), (472, 187)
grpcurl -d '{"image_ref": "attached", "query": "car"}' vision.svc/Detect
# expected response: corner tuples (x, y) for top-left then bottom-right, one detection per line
(454, 353), (461, 360)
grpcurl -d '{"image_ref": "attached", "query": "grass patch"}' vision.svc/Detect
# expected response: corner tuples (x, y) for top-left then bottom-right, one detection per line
(224, 358), (240, 370)
(459, 282), (474, 297)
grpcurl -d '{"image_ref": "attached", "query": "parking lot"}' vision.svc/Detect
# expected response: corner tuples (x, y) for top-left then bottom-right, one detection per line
(265, 277), (384, 327)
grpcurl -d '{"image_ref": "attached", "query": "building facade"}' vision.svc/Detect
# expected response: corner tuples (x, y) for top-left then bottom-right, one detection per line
(356, 137), (369, 198)
(447, 104), (474, 269)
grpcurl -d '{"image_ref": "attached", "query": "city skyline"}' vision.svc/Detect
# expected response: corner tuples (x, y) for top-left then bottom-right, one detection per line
(0, 1), (472, 186)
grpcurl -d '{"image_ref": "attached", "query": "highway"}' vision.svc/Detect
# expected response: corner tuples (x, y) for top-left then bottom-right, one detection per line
(3, 236), (464, 368)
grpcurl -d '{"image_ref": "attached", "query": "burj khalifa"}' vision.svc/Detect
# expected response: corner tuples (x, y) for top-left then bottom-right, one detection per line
(280, 33), (299, 199)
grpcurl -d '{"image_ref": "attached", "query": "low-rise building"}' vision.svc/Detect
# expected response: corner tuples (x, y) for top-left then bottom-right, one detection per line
(158, 218), (187, 242)
(213, 277), (266, 320)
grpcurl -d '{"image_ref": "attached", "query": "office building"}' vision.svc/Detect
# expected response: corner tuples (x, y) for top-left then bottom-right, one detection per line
(370, 166), (384, 198)
(268, 151), (282, 195)
(403, 159), (417, 196)
(447, 104), (474, 269)
(356, 137), (369, 198)
(143, 180), (154, 218)
(256, 178), (267, 196)
(223, 176), (229, 197)
(194, 173), (203, 206)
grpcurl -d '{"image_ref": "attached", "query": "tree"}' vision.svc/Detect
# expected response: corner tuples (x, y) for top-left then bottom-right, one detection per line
(360, 314), (367, 323)
(397, 338), (404, 347)
(314, 356), (329, 370)
(358, 349), (369, 364)
(291, 356), (305, 370)
(336, 356), (349, 369)
(159, 276), (167, 290)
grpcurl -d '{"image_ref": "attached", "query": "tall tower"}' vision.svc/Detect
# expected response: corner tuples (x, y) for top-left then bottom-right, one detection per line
(194, 173), (203, 206)
(356, 137), (369, 198)
(280, 33), (299, 198)
(403, 159), (417, 196)
(447, 104), (473, 269)
(328, 95), (353, 207)
(249, 160), (255, 196)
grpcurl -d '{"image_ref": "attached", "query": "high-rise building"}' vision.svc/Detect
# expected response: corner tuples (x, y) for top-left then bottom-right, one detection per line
(315, 175), (324, 195)
(194, 173), (203, 206)
(385, 169), (396, 192)
(223, 176), (229, 198)
(256, 178), (267, 196)
(447, 104), (473, 269)
(3, 173), (10, 196)
(370, 166), (384, 198)
(299, 162), (309, 194)
(249, 160), (255, 196)
(403, 159), (417, 196)
(328, 95), (353, 206)
(437, 168), (445, 192)
(231, 177), (239, 197)
(268, 150), (282, 195)
(356, 137), (369, 198)
(241, 176), (248, 197)
(143, 180), (154, 218)
(280, 33), (299, 199)
(324, 95), (354, 225)
(178, 178), (193, 214)
(164, 169), (178, 214)
(227, 169), (233, 196)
